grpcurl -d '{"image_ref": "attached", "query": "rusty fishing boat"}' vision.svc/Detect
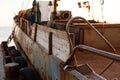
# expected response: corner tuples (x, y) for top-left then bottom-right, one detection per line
(1, 0), (120, 80)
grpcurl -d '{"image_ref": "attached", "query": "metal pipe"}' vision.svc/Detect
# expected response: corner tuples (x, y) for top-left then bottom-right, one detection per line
(65, 44), (120, 66)
(65, 16), (117, 69)
(76, 45), (120, 61)
(66, 16), (117, 53)
(53, 0), (57, 19)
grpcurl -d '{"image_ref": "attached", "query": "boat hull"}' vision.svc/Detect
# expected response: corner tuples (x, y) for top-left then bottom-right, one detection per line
(13, 18), (120, 80)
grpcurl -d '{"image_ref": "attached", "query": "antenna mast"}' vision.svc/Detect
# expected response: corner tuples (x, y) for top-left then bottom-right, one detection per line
(53, 0), (59, 19)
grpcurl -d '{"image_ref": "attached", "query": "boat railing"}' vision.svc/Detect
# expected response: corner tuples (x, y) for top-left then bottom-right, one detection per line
(66, 16), (116, 53)
(19, 18), (39, 41)
(64, 44), (120, 66)
(65, 16), (118, 75)
(20, 18), (30, 35)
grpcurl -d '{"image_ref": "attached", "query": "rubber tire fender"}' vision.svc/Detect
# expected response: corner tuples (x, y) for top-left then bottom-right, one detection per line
(14, 56), (27, 68)
(20, 67), (38, 80)
(10, 50), (21, 57)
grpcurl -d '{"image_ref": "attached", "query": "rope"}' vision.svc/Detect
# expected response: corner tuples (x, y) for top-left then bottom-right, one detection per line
(25, 0), (31, 9)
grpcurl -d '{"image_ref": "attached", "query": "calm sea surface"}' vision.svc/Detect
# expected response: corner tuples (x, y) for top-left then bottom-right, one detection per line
(0, 27), (14, 44)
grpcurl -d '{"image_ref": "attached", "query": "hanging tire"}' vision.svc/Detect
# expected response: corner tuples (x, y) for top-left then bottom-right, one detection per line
(5, 62), (19, 80)
(10, 49), (21, 58)
(14, 56), (27, 68)
(5, 51), (9, 56)
(5, 56), (12, 63)
(8, 46), (16, 50)
(20, 67), (38, 80)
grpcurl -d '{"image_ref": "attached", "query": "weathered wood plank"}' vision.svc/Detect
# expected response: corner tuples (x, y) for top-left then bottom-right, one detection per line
(0, 46), (5, 80)
(15, 25), (71, 62)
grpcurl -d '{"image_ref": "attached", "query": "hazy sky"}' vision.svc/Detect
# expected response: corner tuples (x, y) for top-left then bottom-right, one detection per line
(58, 0), (120, 23)
(0, 0), (33, 27)
(0, 0), (120, 27)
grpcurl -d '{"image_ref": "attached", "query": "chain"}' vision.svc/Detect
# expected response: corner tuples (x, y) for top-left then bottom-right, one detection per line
(7, 25), (16, 44)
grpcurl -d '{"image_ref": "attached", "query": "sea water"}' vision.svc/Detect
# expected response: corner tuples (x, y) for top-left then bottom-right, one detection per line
(0, 26), (14, 44)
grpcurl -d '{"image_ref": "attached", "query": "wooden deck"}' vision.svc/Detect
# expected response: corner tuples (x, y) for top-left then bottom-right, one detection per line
(0, 45), (5, 80)
(75, 49), (120, 80)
